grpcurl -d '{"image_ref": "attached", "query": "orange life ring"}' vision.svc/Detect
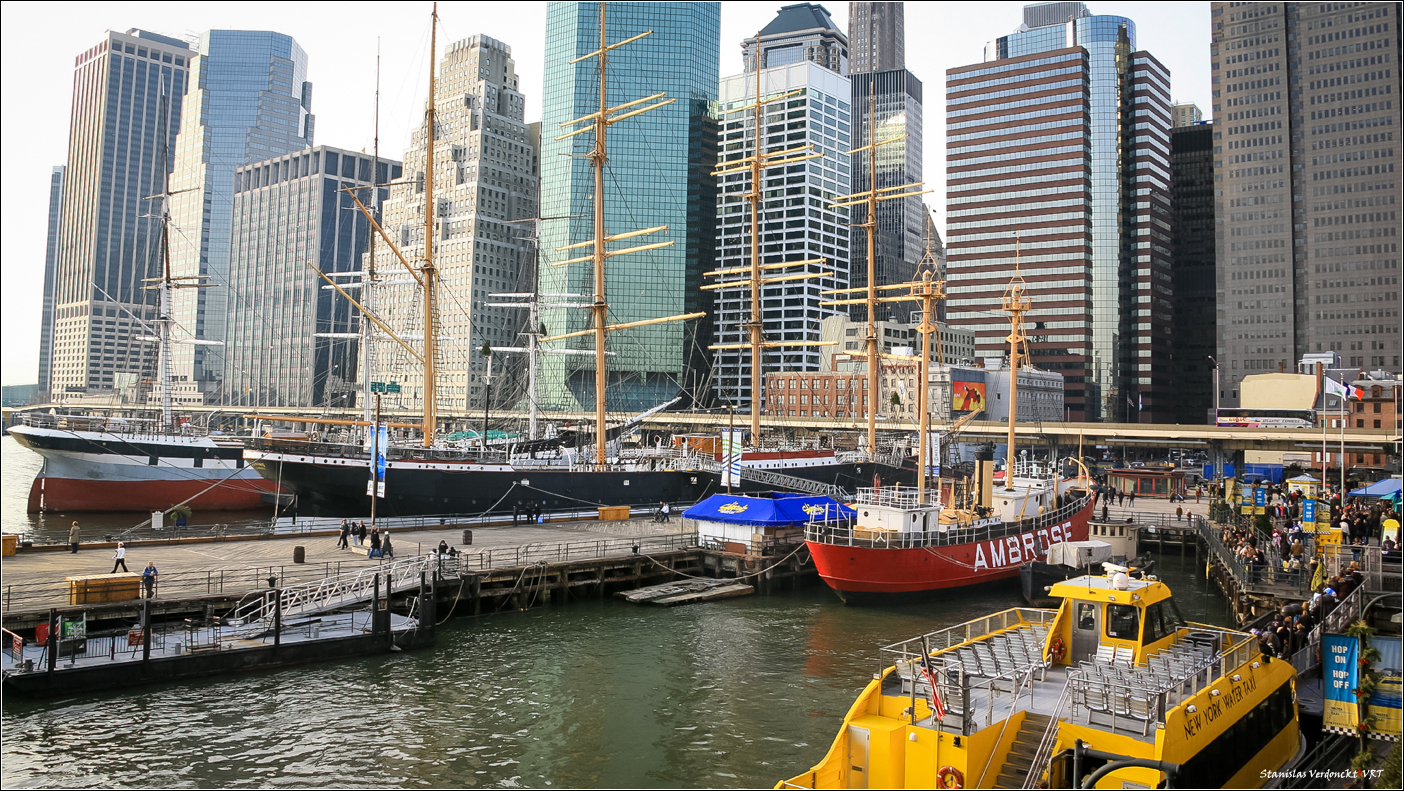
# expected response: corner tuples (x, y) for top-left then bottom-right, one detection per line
(937, 765), (965, 789)
(1049, 636), (1067, 663)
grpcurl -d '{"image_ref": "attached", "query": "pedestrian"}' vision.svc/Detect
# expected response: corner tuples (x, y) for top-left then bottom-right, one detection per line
(1128, 491), (1136, 508)
(382, 530), (394, 559)
(1117, 490), (1125, 507)
(1101, 503), (1109, 522)
(513, 502), (521, 527)
(69, 521), (81, 554)
(369, 527), (382, 559)
(1176, 505), (1184, 522)
(141, 561), (159, 599)
(111, 542), (129, 573)
(534, 501), (543, 523)
(661, 501), (671, 523)
(338, 520), (350, 550)
(357, 521), (368, 546)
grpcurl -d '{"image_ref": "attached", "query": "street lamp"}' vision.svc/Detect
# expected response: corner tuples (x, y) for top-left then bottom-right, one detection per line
(1207, 356), (1220, 417)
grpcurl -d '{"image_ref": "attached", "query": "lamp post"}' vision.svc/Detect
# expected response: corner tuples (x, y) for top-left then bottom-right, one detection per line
(1207, 355), (1219, 418)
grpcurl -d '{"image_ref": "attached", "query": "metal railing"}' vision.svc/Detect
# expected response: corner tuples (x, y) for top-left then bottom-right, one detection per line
(853, 486), (939, 509)
(1196, 516), (1312, 595)
(434, 531), (700, 574)
(1023, 680), (1071, 788)
(806, 496), (1091, 550)
(880, 608), (1059, 662)
(1288, 584), (1367, 675)
(18, 412), (213, 439)
(227, 554), (432, 634)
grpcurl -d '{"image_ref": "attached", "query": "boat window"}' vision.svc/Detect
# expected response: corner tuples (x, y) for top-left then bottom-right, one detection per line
(1166, 597), (1189, 629)
(1142, 602), (1174, 644)
(1106, 604), (1140, 641)
(1077, 602), (1097, 631)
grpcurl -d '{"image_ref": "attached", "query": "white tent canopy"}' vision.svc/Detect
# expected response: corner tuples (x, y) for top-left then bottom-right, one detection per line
(1046, 540), (1114, 568)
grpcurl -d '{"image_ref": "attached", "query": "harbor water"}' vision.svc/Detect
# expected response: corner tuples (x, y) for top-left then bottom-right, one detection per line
(1, 436), (1232, 788)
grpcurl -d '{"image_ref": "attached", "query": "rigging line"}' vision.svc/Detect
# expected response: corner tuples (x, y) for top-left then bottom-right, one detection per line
(638, 539), (811, 582)
(117, 462), (266, 535)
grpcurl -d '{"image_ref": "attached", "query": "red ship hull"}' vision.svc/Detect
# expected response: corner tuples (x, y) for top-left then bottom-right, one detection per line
(27, 476), (280, 513)
(809, 497), (1095, 601)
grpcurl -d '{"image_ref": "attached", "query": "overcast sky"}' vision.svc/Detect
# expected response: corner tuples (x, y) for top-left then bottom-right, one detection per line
(0, 1), (1210, 386)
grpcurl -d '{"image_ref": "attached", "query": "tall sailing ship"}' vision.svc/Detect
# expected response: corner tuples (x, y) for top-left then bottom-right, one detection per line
(12, 92), (276, 514)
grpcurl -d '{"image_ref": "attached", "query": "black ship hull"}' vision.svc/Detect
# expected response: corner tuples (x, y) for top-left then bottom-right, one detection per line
(246, 446), (911, 518)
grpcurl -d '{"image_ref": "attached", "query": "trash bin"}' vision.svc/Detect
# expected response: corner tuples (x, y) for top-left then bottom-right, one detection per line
(462, 529), (473, 546)
(293, 545), (306, 563)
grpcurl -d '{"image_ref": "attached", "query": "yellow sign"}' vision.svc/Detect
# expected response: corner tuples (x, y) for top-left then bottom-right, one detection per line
(801, 503), (828, 517)
(717, 502), (749, 514)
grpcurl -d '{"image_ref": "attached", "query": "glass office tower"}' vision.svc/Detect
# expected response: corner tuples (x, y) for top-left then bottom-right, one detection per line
(1170, 122), (1217, 424)
(39, 166), (64, 396)
(947, 3), (1172, 422)
(49, 30), (189, 396)
(166, 30), (315, 405)
(224, 147), (400, 408)
(538, 2), (720, 412)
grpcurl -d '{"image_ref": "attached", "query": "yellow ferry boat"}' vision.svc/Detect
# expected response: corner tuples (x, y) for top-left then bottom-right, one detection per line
(780, 569), (1303, 789)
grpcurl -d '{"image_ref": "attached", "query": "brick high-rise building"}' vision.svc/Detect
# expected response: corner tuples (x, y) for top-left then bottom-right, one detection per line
(1211, 1), (1401, 407)
(945, 4), (1173, 422)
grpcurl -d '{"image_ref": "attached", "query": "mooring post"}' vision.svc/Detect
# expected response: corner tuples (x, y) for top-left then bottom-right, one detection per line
(142, 597), (151, 665)
(273, 589), (282, 649)
(373, 573), (383, 643)
(46, 607), (57, 677)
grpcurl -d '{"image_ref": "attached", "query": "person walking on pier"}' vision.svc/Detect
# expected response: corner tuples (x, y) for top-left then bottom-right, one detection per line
(661, 501), (671, 523)
(369, 527), (382, 559)
(513, 502), (521, 527)
(111, 542), (129, 573)
(69, 521), (81, 554)
(382, 530), (395, 559)
(357, 521), (368, 547)
(141, 562), (159, 599)
(338, 521), (351, 550)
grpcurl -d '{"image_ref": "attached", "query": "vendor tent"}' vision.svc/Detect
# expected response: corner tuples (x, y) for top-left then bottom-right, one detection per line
(682, 494), (853, 526)
(1349, 479), (1402, 498)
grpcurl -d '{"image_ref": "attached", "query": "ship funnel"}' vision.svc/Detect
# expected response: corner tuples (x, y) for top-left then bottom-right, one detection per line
(974, 446), (995, 513)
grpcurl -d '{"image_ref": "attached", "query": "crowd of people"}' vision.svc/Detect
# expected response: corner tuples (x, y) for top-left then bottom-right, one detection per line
(337, 520), (394, 559)
(1252, 561), (1367, 659)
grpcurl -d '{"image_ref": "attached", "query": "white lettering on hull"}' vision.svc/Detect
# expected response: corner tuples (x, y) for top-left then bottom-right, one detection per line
(972, 520), (1074, 571)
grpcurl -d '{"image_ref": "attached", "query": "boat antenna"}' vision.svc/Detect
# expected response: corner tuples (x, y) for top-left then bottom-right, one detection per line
(549, 2), (701, 464)
(1001, 232), (1030, 491)
(706, 32), (829, 442)
(823, 91), (930, 460)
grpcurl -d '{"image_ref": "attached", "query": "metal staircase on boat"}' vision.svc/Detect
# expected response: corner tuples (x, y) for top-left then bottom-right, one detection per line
(993, 711), (1053, 789)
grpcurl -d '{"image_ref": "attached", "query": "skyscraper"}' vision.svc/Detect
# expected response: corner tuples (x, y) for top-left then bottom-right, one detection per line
(538, 2), (720, 412)
(224, 147), (400, 409)
(38, 166), (64, 396)
(743, 3), (847, 75)
(712, 61), (852, 411)
(848, 2), (903, 74)
(847, 1), (924, 318)
(1173, 101), (1204, 127)
(945, 3), (1173, 422)
(372, 34), (539, 415)
(1212, 2), (1401, 405)
(49, 30), (190, 396)
(1170, 121), (1216, 424)
(166, 30), (314, 405)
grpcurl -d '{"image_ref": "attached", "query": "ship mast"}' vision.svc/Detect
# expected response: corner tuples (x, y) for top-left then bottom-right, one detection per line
(362, 40), (381, 435)
(548, 3), (702, 463)
(909, 220), (946, 501)
(1001, 236), (1030, 491)
(823, 92), (929, 458)
(705, 39), (828, 441)
(420, 3), (439, 447)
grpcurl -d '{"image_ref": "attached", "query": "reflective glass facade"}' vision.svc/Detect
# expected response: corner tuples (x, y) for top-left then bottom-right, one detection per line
(948, 11), (1172, 422)
(1211, 1), (1401, 402)
(1170, 123), (1217, 423)
(850, 69), (924, 318)
(50, 30), (189, 395)
(713, 62), (852, 410)
(39, 166), (64, 395)
(167, 30), (314, 405)
(538, 2), (719, 412)
(225, 148), (399, 408)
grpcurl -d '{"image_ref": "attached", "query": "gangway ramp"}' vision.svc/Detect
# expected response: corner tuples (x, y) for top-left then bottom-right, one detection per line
(228, 554), (432, 636)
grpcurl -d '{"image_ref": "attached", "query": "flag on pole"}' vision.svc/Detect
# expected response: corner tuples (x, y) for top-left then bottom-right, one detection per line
(919, 655), (947, 720)
(1137, 392), (1143, 412)
(1323, 376), (1347, 400)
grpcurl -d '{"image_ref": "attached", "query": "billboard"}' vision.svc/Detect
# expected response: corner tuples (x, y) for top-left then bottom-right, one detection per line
(952, 370), (986, 414)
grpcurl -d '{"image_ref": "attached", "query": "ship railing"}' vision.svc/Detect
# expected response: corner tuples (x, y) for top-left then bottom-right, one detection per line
(804, 495), (1090, 550)
(19, 411), (213, 440)
(1022, 679), (1072, 788)
(244, 436), (508, 463)
(853, 487), (940, 509)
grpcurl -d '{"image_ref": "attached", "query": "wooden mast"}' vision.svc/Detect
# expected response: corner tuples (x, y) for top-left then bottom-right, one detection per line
(910, 220), (946, 501)
(548, 3), (701, 463)
(705, 39), (828, 440)
(420, 3), (439, 447)
(823, 92), (929, 458)
(1002, 235), (1030, 490)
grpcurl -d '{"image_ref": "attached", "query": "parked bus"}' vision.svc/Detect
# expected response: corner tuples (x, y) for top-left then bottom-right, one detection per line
(1215, 408), (1315, 429)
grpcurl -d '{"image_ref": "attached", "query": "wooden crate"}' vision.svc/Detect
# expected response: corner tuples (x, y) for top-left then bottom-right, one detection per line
(67, 574), (141, 605)
(1, 534), (16, 557)
(598, 506), (631, 522)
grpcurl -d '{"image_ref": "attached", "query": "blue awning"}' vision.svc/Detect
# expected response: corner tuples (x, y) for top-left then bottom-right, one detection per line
(682, 494), (853, 527)
(1349, 479), (1402, 498)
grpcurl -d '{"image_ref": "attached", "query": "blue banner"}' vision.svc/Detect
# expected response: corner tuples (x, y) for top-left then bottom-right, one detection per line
(1254, 487), (1266, 508)
(1323, 633), (1361, 734)
(1303, 499), (1316, 524)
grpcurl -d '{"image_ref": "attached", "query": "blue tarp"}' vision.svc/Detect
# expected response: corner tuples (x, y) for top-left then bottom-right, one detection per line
(1349, 479), (1403, 498)
(682, 494), (854, 526)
